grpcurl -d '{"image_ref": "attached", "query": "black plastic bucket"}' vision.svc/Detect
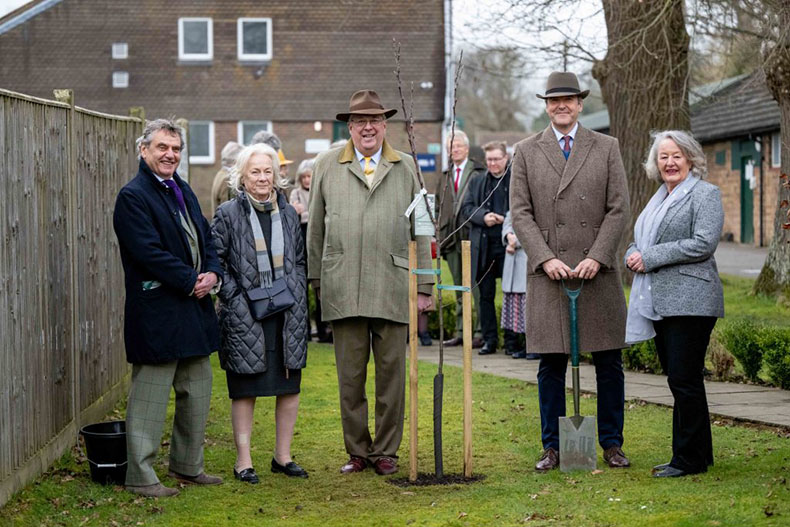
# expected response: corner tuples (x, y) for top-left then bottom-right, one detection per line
(79, 421), (127, 485)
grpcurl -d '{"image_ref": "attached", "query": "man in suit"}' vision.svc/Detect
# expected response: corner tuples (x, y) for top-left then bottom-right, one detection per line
(113, 119), (223, 497)
(510, 72), (631, 471)
(437, 130), (485, 348)
(307, 90), (434, 476)
(460, 141), (516, 356)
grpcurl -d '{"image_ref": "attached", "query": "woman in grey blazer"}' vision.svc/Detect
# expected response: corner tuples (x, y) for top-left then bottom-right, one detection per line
(624, 130), (724, 478)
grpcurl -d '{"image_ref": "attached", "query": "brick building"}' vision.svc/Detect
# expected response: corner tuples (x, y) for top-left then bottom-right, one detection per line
(0, 0), (448, 212)
(579, 71), (782, 247)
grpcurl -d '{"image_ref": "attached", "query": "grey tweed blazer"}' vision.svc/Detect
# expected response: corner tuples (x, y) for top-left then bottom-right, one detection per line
(625, 179), (724, 318)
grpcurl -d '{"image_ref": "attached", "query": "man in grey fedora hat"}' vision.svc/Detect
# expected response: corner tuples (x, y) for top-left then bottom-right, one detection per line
(510, 71), (631, 471)
(307, 89), (434, 476)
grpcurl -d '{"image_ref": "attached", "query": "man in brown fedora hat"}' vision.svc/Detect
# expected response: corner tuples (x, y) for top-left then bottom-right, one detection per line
(307, 89), (434, 476)
(510, 71), (631, 471)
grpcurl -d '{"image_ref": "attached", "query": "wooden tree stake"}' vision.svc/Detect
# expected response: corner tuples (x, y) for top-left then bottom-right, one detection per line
(408, 241), (418, 482)
(462, 240), (473, 477)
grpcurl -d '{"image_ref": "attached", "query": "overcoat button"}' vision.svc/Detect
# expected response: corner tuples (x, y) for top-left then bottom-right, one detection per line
(580, 195), (586, 200)
(581, 221), (587, 227)
(583, 249), (589, 255)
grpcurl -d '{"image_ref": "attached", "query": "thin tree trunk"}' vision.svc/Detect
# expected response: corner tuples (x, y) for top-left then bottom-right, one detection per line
(753, 3), (790, 300)
(592, 0), (690, 283)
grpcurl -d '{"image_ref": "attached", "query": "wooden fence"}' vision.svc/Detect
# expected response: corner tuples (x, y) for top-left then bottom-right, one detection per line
(0, 88), (143, 506)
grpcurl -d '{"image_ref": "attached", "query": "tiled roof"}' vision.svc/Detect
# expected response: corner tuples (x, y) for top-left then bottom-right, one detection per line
(690, 70), (780, 143)
(0, 0), (446, 122)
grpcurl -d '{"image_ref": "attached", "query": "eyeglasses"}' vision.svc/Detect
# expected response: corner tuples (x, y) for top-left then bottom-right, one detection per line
(349, 116), (386, 127)
(486, 157), (506, 163)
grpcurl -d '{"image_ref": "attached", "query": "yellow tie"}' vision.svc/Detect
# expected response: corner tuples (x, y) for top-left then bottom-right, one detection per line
(363, 156), (375, 177)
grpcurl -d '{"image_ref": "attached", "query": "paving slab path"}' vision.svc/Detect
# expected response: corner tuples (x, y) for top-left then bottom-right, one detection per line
(417, 344), (790, 428)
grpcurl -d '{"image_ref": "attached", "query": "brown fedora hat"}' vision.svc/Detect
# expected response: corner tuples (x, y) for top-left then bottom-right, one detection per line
(536, 71), (590, 99)
(336, 89), (398, 122)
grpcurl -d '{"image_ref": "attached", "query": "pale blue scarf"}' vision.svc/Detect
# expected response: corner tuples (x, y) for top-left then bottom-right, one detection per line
(625, 175), (699, 344)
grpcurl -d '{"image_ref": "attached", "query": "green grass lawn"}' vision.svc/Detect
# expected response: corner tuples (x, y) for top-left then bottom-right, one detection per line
(3, 345), (789, 527)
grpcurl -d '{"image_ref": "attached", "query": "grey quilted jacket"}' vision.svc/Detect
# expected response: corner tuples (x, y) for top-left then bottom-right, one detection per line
(211, 190), (308, 374)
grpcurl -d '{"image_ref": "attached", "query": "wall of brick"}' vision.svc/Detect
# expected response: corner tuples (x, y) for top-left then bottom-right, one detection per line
(704, 134), (780, 247)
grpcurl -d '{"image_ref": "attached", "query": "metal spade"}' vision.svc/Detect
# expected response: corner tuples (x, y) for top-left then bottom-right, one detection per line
(559, 280), (597, 472)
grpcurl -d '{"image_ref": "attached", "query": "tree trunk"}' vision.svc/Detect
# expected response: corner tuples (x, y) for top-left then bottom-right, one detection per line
(753, 3), (790, 301)
(592, 0), (690, 283)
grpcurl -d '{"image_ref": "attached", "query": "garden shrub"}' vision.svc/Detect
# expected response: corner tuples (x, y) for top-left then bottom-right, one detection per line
(719, 319), (764, 382)
(759, 327), (790, 389)
(623, 339), (662, 374)
(707, 332), (735, 381)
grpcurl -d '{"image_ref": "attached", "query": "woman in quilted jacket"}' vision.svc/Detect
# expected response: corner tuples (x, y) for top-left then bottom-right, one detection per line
(211, 143), (309, 484)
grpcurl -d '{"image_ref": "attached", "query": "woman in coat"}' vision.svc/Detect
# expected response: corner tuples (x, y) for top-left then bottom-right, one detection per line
(212, 143), (309, 483)
(500, 211), (535, 359)
(625, 130), (724, 478)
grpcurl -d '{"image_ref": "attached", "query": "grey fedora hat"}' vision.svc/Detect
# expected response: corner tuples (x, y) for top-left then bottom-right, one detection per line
(536, 71), (590, 99)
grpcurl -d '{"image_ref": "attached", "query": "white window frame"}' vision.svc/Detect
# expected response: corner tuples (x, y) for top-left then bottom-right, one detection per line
(188, 121), (215, 165)
(237, 17), (273, 62)
(179, 17), (213, 61)
(112, 71), (129, 88)
(237, 121), (273, 145)
(111, 42), (128, 59)
(772, 132), (782, 168)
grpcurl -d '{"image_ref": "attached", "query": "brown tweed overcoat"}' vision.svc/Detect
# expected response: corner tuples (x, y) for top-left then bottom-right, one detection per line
(510, 125), (630, 354)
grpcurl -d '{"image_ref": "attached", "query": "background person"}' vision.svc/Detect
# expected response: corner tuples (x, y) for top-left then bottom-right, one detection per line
(290, 158), (330, 342)
(437, 130), (485, 348)
(625, 130), (724, 478)
(212, 143), (309, 483)
(461, 141), (512, 356)
(211, 141), (243, 214)
(501, 211), (537, 359)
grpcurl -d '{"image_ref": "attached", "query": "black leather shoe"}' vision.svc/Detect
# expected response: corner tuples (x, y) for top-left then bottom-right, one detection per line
(525, 353), (541, 360)
(653, 465), (691, 478)
(443, 337), (463, 347)
(271, 458), (309, 478)
(419, 333), (432, 346)
(233, 467), (259, 484)
(478, 343), (496, 355)
(511, 351), (527, 359)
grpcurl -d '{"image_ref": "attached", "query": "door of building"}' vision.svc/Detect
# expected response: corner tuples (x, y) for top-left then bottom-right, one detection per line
(740, 157), (755, 244)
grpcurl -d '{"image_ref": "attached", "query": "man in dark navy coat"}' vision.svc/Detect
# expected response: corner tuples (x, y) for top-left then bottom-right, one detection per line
(113, 119), (223, 497)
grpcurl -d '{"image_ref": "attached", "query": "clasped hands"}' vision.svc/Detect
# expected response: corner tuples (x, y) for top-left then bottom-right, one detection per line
(484, 212), (505, 227)
(542, 257), (601, 281)
(193, 272), (218, 299)
(625, 251), (646, 273)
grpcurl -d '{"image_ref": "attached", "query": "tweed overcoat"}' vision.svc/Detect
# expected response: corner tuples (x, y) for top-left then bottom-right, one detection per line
(307, 140), (433, 324)
(211, 190), (308, 375)
(510, 125), (630, 354)
(625, 179), (725, 318)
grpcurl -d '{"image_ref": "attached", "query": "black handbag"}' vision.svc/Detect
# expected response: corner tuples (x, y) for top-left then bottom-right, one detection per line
(245, 277), (296, 320)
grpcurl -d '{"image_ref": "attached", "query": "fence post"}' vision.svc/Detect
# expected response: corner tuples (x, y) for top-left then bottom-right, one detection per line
(55, 89), (80, 433)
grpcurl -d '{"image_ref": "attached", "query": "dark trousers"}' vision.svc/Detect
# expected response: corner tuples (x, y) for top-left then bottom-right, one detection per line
(537, 349), (625, 451)
(654, 316), (716, 473)
(477, 246), (506, 347)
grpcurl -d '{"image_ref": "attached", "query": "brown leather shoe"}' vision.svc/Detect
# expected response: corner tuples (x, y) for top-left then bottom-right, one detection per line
(535, 448), (559, 471)
(126, 483), (180, 497)
(603, 446), (631, 468)
(373, 456), (398, 475)
(472, 337), (484, 349)
(340, 456), (367, 474)
(168, 471), (223, 485)
(443, 337), (463, 346)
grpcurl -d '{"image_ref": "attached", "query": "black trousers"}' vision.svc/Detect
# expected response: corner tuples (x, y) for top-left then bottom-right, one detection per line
(653, 316), (717, 473)
(477, 245), (506, 347)
(301, 223), (328, 338)
(537, 349), (625, 451)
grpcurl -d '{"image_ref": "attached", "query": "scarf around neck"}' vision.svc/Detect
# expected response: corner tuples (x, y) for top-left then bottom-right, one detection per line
(247, 191), (285, 288)
(625, 175), (699, 344)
